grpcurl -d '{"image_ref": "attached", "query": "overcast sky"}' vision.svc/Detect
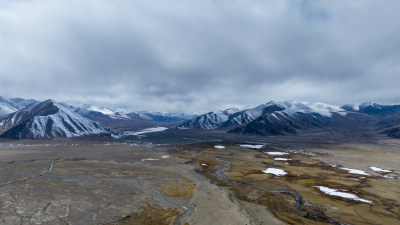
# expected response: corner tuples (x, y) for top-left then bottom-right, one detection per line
(1, 0), (399, 113)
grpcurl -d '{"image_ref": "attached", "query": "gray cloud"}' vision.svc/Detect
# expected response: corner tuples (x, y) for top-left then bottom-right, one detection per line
(0, 0), (399, 113)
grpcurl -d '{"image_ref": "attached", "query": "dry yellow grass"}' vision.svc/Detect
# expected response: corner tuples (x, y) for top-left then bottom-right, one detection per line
(153, 184), (196, 198)
(100, 203), (181, 225)
(171, 144), (400, 225)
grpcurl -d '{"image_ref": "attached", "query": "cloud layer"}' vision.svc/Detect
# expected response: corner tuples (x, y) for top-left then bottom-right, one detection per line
(1, 0), (399, 113)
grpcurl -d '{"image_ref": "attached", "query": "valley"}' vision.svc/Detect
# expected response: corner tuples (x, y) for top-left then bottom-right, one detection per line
(1, 97), (400, 224)
(2, 1), (399, 224)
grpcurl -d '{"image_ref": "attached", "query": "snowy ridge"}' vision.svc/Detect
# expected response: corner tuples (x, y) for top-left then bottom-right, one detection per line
(266, 101), (347, 118)
(0, 102), (17, 117)
(0, 97), (40, 117)
(178, 108), (240, 129)
(227, 104), (267, 125)
(0, 100), (108, 139)
(178, 100), (347, 130)
(64, 102), (190, 122)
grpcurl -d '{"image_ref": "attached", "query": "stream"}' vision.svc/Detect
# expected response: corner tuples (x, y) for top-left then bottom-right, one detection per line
(204, 155), (341, 225)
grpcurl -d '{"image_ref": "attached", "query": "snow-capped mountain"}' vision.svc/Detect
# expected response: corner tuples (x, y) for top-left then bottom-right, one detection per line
(228, 101), (356, 135)
(0, 96), (39, 117)
(230, 109), (330, 135)
(1, 96), (399, 139)
(356, 103), (400, 117)
(68, 104), (133, 120)
(135, 111), (193, 122)
(0, 99), (109, 139)
(178, 108), (240, 129)
(354, 103), (400, 138)
(58, 103), (192, 131)
(178, 101), (347, 130)
(177, 100), (400, 138)
(63, 103), (190, 122)
(8, 98), (39, 109)
(0, 97), (18, 117)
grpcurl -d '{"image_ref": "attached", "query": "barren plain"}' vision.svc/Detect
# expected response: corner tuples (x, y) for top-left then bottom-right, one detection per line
(0, 132), (399, 225)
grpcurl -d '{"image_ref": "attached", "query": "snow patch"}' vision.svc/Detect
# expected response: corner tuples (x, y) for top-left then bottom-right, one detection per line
(240, 144), (265, 149)
(111, 134), (122, 139)
(262, 168), (287, 176)
(214, 145), (225, 149)
(314, 186), (373, 204)
(340, 167), (370, 176)
(369, 166), (392, 173)
(274, 158), (291, 161)
(264, 152), (289, 155)
(141, 158), (159, 161)
(125, 127), (168, 136)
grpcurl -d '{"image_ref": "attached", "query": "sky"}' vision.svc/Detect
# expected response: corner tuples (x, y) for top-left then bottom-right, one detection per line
(0, 0), (399, 113)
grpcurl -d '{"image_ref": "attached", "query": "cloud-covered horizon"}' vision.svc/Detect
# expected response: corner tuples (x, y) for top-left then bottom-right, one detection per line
(1, 0), (399, 113)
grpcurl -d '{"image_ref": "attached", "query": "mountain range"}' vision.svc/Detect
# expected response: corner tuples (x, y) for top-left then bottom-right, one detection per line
(178, 101), (400, 138)
(0, 97), (399, 139)
(0, 97), (190, 139)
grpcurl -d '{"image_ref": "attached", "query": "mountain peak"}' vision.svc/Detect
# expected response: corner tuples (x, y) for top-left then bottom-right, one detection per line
(0, 99), (108, 139)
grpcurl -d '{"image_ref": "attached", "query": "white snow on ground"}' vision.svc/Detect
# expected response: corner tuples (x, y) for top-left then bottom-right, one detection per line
(314, 186), (373, 204)
(125, 127), (168, 136)
(274, 158), (292, 161)
(265, 152), (289, 155)
(329, 164), (338, 168)
(369, 166), (392, 173)
(239, 144), (265, 149)
(141, 158), (159, 161)
(261, 168), (287, 176)
(340, 167), (370, 176)
(214, 145), (225, 149)
(111, 134), (122, 139)
(201, 164), (208, 166)
(383, 175), (394, 179)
